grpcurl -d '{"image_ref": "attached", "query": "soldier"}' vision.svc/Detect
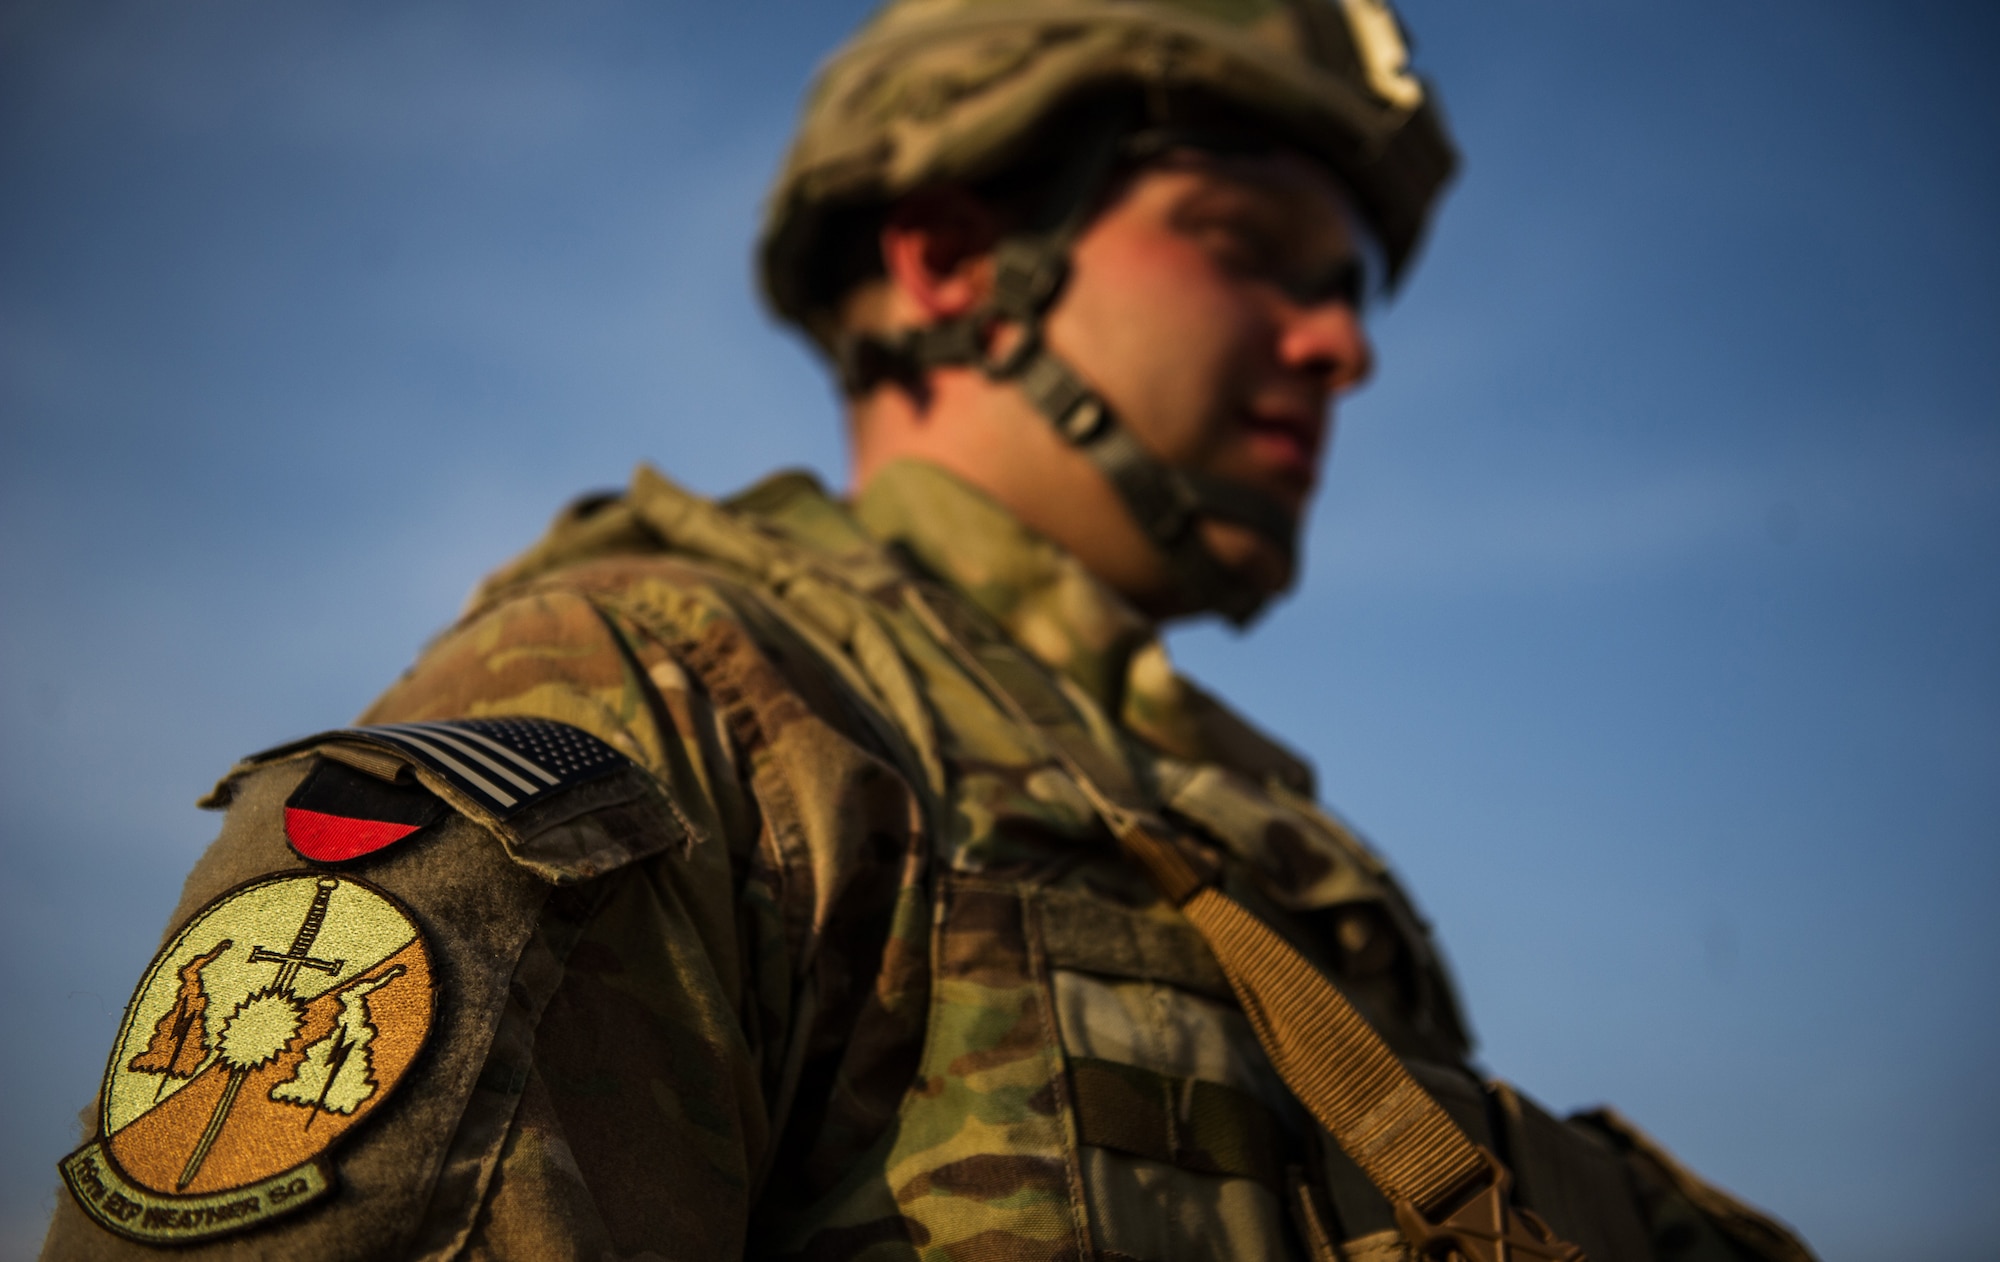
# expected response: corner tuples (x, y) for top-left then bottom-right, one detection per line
(44, 1), (1819, 1260)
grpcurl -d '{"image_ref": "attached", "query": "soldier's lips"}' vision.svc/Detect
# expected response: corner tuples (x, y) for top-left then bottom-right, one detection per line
(1240, 411), (1324, 489)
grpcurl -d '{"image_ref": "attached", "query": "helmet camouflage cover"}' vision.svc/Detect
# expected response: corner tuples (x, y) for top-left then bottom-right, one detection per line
(760, 0), (1457, 343)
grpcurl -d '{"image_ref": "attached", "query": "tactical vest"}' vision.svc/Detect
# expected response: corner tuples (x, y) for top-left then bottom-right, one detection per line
(46, 461), (1810, 1261)
(454, 463), (1798, 1262)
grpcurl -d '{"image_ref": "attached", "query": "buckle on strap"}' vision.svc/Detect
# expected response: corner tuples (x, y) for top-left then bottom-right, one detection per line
(1392, 1151), (1587, 1262)
(990, 237), (1070, 319)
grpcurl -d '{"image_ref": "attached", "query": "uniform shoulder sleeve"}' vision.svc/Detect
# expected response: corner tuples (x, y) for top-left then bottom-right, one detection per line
(39, 583), (752, 1260)
(46, 563), (920, 1260)
(366, 568), (757, 858)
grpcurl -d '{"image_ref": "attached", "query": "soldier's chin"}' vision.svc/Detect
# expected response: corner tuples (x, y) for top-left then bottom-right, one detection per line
(1197, 519), (1297, 600)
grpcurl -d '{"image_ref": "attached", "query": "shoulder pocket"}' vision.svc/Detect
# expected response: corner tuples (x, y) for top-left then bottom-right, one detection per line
(205, 717), (699, 882)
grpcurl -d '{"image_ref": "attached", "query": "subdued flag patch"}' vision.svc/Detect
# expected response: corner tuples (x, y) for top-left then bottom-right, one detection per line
(60, 873), (436, 1245)
(264, 717), (628, 824)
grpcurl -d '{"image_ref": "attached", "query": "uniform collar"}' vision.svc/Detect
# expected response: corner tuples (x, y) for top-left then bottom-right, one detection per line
(852, 459), (1153, 717)
(469, 458), (1317, 796)
(849, 460), (1314, 795)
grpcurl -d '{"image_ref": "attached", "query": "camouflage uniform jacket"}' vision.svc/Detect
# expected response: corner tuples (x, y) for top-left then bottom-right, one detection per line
(45, 460), (1796, 1262)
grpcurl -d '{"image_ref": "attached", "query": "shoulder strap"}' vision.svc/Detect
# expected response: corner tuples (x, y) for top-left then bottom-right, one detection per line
(903, 587), (1587, 1262)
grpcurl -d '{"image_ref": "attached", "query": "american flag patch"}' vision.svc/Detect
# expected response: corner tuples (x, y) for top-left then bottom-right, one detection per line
(323, 718), (627, 819)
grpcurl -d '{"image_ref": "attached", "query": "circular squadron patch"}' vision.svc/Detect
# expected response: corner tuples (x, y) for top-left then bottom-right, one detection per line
(60, 873), (435, 1245)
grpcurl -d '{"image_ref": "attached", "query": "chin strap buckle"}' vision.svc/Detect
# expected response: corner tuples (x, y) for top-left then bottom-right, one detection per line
(1393, 1152), (1587, 1262)
(989, 237), (1069, 321)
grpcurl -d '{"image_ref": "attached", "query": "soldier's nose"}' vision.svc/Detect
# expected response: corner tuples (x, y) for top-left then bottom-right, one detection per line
(1278, 299), (1373, 395)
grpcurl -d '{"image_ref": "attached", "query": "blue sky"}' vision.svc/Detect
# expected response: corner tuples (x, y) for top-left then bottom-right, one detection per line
(2, 2), (1995, 1258)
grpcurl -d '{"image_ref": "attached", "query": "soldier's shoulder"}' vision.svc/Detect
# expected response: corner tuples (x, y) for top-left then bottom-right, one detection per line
(44, 717), (693, 1259)
(204, 717), (696, 884)
(41, 470), (896, 1259)
(461, 463), (886, 618)
(359, 467), (850, 747)
(383, 463), (902, 721)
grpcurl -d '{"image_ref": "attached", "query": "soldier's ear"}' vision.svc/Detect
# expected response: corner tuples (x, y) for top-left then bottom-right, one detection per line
(880, 186), (1000, 319)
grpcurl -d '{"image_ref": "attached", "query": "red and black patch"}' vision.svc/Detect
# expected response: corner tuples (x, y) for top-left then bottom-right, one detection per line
(284, 759), (446, 863)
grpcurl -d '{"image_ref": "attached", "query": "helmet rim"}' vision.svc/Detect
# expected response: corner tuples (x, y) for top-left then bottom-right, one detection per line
(759, 0), (1456, 342)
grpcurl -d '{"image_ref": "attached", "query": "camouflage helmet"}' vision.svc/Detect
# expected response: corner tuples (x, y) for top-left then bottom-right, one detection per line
(759, 0), (1457, 340)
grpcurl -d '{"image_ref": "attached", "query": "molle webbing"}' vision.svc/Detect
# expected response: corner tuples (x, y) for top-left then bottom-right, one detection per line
(905, 587), (1585, 1258)
(1034, 887), (1233, 1003)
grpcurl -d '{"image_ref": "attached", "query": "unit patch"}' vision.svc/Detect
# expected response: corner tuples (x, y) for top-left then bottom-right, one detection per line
(60, 873), (435, 1245)
(285, 759), (446, 863)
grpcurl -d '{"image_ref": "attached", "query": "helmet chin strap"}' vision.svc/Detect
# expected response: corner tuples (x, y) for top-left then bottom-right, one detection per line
(836, 113), (1299, 627)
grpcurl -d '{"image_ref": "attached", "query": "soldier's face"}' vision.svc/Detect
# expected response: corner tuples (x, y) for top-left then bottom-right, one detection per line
(857, 144), (1375, 616)
(1046, 148), (1374, 556)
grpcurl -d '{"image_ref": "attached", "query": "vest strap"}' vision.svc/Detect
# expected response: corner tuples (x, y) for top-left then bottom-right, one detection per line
(906, 586), (1587, 1261)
